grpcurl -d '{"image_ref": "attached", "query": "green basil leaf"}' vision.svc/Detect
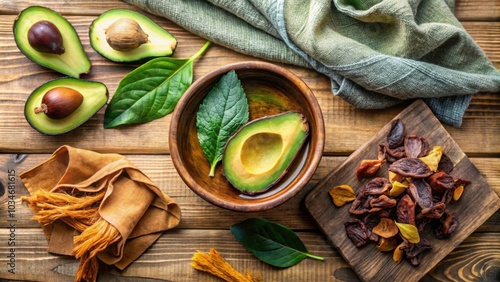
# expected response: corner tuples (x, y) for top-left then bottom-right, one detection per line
(196, 70), (249, 176)
(230, 218), (324, 268)
(104, 41), (211, 128)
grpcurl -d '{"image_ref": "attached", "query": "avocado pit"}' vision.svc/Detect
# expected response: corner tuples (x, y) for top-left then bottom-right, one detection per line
(27, 20), (65, 54)
(34, 87), (84, 119)
(105, 18), (149, 51)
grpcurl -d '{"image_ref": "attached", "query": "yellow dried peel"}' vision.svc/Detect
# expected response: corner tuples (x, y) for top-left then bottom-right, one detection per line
(329, 185), (356, 207)
(419, 145), (443, 172)
(395, 222), (420, 244)
(389, 180), (408, 197)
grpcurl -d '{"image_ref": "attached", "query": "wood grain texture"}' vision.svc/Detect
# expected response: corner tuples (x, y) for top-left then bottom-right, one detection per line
(0, 0), (499, 281)
(0, 228), (497, 282)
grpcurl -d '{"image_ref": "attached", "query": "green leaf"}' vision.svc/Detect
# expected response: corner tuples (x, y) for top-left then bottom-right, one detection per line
(196, 70), (249, 177)
(104, 41), (211, 128)
(230, 218), (324, 268)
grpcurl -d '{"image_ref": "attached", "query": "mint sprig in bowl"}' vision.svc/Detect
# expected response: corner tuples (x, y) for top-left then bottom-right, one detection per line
(169, 61), (325, 212)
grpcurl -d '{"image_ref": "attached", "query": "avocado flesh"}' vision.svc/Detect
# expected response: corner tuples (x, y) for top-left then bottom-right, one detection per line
(13, 6), (91, 78)
(24, 78), (108, 135)
(223, 111), (309, 195)
(89, 9), (177, 63)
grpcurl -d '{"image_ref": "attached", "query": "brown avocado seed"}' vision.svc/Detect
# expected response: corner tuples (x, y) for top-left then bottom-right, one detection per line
(27, 20), (65, 54)
(34, 87), (84, 119)
(105, 18), (149, 51)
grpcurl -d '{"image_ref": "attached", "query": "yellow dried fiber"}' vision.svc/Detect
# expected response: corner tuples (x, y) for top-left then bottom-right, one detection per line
(191, 248), (262, 282)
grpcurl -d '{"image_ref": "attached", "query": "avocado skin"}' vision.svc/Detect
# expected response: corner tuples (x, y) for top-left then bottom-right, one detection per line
(222, 111), (309, 195)
(24, 78), (108, 135)
(13, 6), (91, 78)
(89, 9), (177, 63)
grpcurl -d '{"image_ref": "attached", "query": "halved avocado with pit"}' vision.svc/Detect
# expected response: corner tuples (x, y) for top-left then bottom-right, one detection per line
(24, 78), (108, 135)
(89, 9), (177, 63)
(13, 6), (91, 78)
(222, 111), (309, 195)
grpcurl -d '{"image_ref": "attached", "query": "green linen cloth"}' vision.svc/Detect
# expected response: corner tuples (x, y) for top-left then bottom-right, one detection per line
(124, 0), (500, 127)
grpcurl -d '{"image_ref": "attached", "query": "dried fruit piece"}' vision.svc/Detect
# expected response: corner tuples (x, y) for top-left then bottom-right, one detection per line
(404, 135), (430, 158)
(378, 143), (405, 163)
(437, 153), (454, 174)
(408, 178), (433, 210)
(377, 236), (399, 252)
(389, 158), (433, 178)
(356, 159), (385, 180)
(369, 195), (397, 213)
(344, 220), (369, 247)
(329, 185), (356, 207)
(435, 210), (458, 239)
(372, 218), (399, 238)
(361, 177), (391, 196)
(419, 146), (443, 172)
(397, 194), (415, 225)
(387, 119), (405, 149)
(453, 185), (464, 201)
(420, 202), (445, 219)
(401, 239), (432, 266)
(395, 222), (420, 244)
(429, 171), (455, 195)
(393, 242), (405, 264)
(454, 178), (470, 201)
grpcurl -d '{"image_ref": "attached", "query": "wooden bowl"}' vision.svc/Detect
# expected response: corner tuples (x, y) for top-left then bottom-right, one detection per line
(169, 61), (325, 212)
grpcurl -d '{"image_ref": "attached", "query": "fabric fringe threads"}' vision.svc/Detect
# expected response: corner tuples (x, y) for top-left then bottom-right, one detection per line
(22, 189), (121, 282)
(191, 248), (262, 282)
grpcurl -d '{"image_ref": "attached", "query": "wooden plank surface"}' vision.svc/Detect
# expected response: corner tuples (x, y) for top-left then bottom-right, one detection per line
(0, 228), (498, 282)
(0, 0), (499, 281)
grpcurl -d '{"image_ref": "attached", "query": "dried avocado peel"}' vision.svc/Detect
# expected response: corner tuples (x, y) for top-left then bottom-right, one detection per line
(13, 6), (91, 78)
(24, 77), (108, 135)
(89, 8), (177, 63)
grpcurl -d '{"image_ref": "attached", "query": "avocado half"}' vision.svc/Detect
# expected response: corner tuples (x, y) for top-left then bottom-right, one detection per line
(222, 111), (309, 195)
(24, 78), (108, 135)
(89, 9), (177, 63)
(13, 6), (91, 78)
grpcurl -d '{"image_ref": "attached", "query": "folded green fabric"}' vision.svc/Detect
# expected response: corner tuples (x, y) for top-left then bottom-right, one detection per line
(125, 0), (500, 127)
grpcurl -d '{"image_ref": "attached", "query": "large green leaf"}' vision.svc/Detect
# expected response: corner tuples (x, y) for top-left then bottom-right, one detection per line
(104, 42), (210, 128)
(196, 70), (249, 176)
(230, 218), (324, 268)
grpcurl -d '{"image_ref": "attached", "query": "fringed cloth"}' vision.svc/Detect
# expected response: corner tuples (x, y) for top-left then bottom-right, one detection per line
(20, 145), (181, 282)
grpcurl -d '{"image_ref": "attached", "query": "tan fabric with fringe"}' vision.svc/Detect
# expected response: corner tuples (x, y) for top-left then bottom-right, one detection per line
(20, 145), (181, 282)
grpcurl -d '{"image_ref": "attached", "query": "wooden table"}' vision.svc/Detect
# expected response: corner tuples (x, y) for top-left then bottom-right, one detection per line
(1, 1), (499, 281)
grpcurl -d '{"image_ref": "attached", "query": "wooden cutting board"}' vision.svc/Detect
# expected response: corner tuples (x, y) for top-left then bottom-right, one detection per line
(304, 99), (500, 282)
